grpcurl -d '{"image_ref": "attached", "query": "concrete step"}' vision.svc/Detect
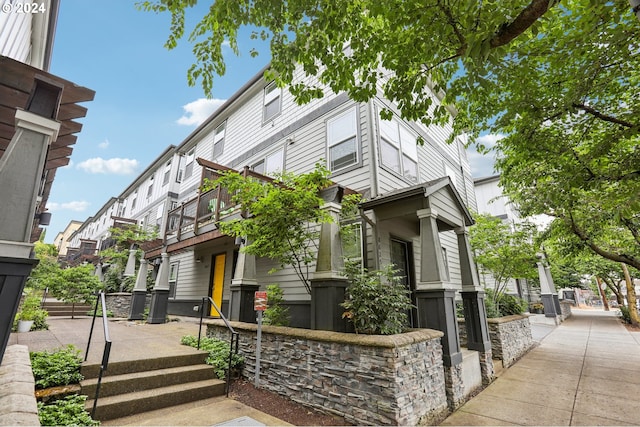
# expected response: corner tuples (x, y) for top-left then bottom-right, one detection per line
(85, 378), (225, 421)
(82, 352), (208, 379)
(43, 303), (93, 317)
(81, 364), (216, 398)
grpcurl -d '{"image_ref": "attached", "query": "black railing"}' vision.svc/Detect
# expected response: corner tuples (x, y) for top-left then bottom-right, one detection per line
(40, 287), (48, 308)
(198, 296), (239, 397)
(85, 292), (112, 418)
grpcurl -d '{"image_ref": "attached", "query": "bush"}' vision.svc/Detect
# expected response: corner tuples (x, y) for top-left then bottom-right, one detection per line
(38, 394), (99, 426)
(341, 262), (414, 335)
(30, 345), (84, 389)
(15, 292), (49, 331)
(619, 305), (631, 324)
(263, 284), (290, 326)
(181, 335), (244, 379)
(484, 289), (527, 317)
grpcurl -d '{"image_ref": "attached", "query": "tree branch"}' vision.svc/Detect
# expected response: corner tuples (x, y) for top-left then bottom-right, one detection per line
(566, 212), (640, 271)
(490, 0), (555, 48)
(572, 103), (638, 128)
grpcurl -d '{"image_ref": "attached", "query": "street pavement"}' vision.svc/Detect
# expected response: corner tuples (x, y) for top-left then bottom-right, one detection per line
(442, 308), (640, 426)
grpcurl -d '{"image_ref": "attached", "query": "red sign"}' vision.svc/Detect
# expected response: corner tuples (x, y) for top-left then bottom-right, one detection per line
(254, 291), (268, 311)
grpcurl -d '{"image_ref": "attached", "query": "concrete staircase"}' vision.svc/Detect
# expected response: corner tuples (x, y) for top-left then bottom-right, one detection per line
(42, 300), (92, 317)
(81, 351), (225, 421)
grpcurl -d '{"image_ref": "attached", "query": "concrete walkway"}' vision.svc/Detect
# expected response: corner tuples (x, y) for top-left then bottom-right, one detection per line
(442, 309), (640, 426)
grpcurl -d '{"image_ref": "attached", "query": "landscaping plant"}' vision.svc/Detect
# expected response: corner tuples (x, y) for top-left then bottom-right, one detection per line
(263, 284), (290, 326)
(38, 394), (99, 426)
(15, 292), (49, 331)
(30, 345), (84, 389)
(341, 262), (414, 335)
(181, 335), (244, 379)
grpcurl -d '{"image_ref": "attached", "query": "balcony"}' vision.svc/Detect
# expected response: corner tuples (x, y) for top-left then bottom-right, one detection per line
(65, 240), (98, 266)
(163, 159), (274, 253)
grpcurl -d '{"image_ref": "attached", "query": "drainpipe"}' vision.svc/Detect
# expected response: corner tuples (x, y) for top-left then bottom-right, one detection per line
(365, 100), (381, 269)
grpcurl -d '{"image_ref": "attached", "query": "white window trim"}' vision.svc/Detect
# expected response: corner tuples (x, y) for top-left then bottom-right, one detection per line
(263, 82), (281, 123)
(378, 111), (420, 183)
(251, 146), (285, 177)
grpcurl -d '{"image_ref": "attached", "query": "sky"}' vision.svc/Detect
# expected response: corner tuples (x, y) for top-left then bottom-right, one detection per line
(44, 0), (497, 243)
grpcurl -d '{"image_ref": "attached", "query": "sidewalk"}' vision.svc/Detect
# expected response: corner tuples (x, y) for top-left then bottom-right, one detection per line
(442, 309), (640, 426)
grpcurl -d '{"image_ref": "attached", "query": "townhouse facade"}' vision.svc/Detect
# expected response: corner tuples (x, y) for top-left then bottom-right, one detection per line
(62, 64), (494, 390)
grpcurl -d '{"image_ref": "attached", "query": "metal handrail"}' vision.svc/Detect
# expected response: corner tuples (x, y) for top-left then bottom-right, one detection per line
(85, 292), (112, 419)
(40, 287), (48, 307)
(198, 296), (239, 397)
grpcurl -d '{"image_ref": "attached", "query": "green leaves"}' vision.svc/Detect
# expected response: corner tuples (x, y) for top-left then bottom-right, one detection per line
(181, 335), (244, 379)
(341, 262), (414, 335)
(30, 345), (84, 389)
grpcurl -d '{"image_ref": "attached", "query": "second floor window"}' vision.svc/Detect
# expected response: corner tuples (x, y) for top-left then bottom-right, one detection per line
(147, 174), (154, 198)
(327, 107), (358, 172)
(162, 160), (171, 185)
(263, 82), (281, 123)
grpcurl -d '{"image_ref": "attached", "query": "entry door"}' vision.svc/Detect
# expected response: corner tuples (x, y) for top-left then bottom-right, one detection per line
(210, 253), (226, 316)
(390, 238), (417, 327)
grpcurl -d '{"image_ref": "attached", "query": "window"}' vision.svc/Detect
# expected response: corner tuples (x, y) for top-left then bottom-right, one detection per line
(341, 221), (363, 268)
(162, 160), (171, 185)
(327, 108), (358, 171)
(147, 174), (154, 198)
(169, 262), (179, 298)
(131, 191), (138, 211)
(156, 203), (164, 227)
(213, 122), (225, 159)
(379, 116), (419, 183)
(184, 149), (195, 179)
(252, 148), (284, 176)
(263, 82), (281, 122)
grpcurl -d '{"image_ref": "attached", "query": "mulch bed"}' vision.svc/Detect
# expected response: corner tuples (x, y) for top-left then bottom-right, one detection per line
(228, 378), (352, 426)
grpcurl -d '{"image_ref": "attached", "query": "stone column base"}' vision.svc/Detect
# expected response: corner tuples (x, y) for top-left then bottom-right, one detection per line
(229, 283), (260, 323)
(478, 350), (495, 385)
(148, 289), (169, 324)
(443, 364), (465, 410)
(311, 278), (349, 332)
(129, 290), (147, 320)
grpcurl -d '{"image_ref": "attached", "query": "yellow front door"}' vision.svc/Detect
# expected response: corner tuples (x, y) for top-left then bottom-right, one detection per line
(210, 253), (225, 316)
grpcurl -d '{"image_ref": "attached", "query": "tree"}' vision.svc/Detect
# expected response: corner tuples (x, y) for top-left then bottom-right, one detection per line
(99, 224), (157, 292)
(469, 213), (538, 312)
(28, 241), (63, 291)
(203, 163), (332, 294)
(54, 265), (102, 319)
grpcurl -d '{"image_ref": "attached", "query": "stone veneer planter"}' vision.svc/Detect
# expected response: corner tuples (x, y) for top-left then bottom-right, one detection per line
(104, 292), (134, 318)
(206, 320), (449, 426)
(486, 315), (533, 367)
(459, 314), (534, 368)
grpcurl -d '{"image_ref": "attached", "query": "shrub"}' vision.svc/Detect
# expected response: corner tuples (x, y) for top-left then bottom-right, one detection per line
(341, 262), (414, 335)
(263, 284), (290, 326)
(484, 289), (527, 317)
(619, 305), (631, 324)
(38, 394), (99, 426)
(181, 335), (244, 379)
(30, 345), (84, 389)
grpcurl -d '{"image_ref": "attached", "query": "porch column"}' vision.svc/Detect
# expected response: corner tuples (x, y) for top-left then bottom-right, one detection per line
(537, 256), (559, 319)
(416, 209), (464, 409)
(148, 253), (169, 324)
(0, 87), (60, 364)
(546, 266), (562, 314)
(123, 247), (137, 277)
(311, 187), (349, 332)
(230, 239), (259, 323)
(129, 259), (148, 320)
(456, 227), (493, 383)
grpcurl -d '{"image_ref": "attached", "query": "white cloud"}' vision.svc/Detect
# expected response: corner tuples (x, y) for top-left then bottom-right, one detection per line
(77, 157), (139, 175)
(466, 134), (505, 178)
(98, 139), (110, 149)
(47, 201), (90, 212)
(176, 98), (226, 126)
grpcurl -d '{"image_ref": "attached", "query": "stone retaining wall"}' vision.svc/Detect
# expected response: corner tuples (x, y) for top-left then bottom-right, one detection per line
(560, 301), (572, 320)
(207, 321), (449, 426)
(486, 315), (533, 367)
(459, 315), (533, 368)
(0, 345), (39, 426)
(104, 293), (151, 319)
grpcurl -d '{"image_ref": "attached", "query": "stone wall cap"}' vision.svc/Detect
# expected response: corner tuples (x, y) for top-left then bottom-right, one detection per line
(205, 320), (444, 348)
(487, 314), (529, 324)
